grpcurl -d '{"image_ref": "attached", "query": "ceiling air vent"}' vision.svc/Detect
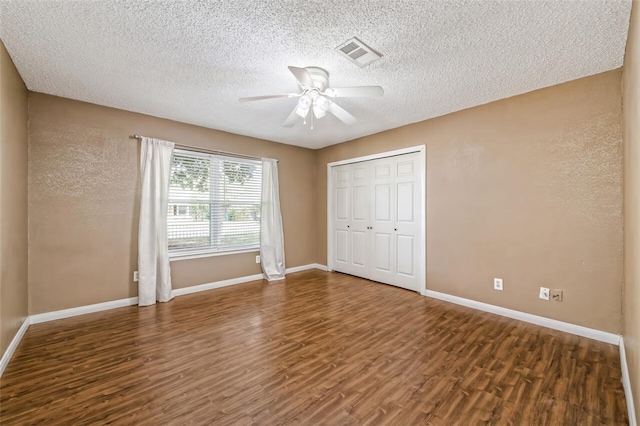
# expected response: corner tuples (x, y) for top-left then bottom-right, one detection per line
(335, 37), (382, 68)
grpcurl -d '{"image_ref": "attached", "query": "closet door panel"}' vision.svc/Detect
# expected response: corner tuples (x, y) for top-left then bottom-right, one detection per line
(375, 184), (391, 221)
(396, 234), (415, 276)
(374, 233), (392, 272)
(336, 187), (349, 220)
(351, 231), (367, 268)
(332, 165), (352, 274)
(335, 230), (349, 263)
(396, 182), (414, 222)
(352, 185), (367, 221)
(393, 153), (421, 290)
(349, 163), (369, 273)
(370, 157), (396, 284)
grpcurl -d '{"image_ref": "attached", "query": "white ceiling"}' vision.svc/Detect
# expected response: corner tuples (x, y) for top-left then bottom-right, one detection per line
(0, 1), (632, 149)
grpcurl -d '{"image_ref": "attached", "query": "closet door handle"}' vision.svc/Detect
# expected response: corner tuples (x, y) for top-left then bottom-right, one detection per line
(394, 228), (397, 231)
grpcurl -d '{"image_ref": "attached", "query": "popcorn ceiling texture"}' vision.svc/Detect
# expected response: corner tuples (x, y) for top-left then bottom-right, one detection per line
(0, 1), (632, 149)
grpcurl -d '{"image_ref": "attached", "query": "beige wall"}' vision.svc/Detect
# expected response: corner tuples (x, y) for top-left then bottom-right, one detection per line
(28, 94), (316, 314)
(623, 0), (640, 418)
(317, 70), (624, 333)
(0, 40), (29, 355)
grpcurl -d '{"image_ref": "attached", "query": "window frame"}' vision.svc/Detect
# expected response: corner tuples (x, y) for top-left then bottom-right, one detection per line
(167, 148), (262, 260)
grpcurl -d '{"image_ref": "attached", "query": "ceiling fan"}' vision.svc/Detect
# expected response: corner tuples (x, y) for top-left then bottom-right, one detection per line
(239, 66), (384, 128)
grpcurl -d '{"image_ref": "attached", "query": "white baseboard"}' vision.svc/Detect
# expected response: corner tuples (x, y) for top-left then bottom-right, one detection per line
(425, 290), (620, 345)
(172, 273), (265, 297)
(286, 264), (328, 273)
(0, 317), (30, 377)
(620, 337), (638, 426)
(30, 297), (139, 324)
(310, 263), (329, 271)
(171, 263), (326, 296)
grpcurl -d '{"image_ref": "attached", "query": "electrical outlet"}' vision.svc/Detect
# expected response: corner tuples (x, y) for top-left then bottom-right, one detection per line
(551, 289), (563, 302)
(493, 278), (503, 291)
(133, 271), (139, 282)
(539, 287), (550, 300)
(256, 255), (261, 264)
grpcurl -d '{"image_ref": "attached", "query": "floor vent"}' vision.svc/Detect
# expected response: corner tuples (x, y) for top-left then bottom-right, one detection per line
(335, 37), (382, 68)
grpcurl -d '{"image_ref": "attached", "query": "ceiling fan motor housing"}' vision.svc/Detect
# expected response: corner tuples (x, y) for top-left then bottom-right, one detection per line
(304, 67), (330, 91)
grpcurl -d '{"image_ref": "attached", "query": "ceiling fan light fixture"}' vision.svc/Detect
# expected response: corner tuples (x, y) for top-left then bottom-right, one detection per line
(315, 95), (331, 112)
(295, 94), (312, 118)
(295, 106), (308, 118)
(298, 94), (311, 109)
(313, 105), (327, 118)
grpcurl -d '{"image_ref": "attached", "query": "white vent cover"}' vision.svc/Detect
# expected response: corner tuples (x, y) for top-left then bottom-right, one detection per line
(335, 37), (382, 68)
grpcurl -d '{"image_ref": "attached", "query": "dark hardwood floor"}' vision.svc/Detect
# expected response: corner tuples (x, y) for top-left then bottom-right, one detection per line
(0, 270), (628, 425)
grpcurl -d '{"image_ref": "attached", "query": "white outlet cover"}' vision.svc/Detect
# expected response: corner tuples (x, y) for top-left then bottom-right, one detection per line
(539, 287), (550, 300)
(493, 278), (503, 291)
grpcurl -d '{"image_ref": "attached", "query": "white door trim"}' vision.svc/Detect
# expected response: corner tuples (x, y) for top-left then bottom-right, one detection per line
(327, 145), (426, 295)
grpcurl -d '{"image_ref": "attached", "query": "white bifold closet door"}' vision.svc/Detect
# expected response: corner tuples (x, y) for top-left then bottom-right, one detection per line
(332, 152), (422, 292)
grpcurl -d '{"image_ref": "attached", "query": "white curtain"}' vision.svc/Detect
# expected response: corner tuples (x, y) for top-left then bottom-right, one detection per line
(260, 158), (286, 280)
(138, 137), (175, 306)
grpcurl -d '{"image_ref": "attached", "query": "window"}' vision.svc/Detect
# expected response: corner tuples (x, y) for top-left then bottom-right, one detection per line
(168, 149), (262, 257)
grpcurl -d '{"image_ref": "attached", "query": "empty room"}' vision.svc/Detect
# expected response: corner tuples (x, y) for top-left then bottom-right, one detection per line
(1, 1), (639, 424)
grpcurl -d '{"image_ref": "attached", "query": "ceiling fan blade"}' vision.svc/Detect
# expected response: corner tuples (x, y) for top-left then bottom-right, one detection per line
(328, 102), (357, 125)
(326, 86), (384, 98)
(283, 106), (299, 127)
(288, 66), (313, 88)
(239, 94), (295, 102)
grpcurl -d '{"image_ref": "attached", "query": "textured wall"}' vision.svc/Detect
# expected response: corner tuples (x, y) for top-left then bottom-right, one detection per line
(0, 40), (28, 356)
(28, 94), (316, 314)
(623, 0), (640, 418)
(316, 70), (623, 333)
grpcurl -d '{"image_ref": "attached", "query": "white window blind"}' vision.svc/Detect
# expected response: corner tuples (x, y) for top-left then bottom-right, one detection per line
(168, 149), (262, 257)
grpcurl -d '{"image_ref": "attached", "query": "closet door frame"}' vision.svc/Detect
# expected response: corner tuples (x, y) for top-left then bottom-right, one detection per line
(327, 145), (426, 295)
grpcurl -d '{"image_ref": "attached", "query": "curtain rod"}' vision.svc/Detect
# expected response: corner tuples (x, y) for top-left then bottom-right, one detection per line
(130, 134), (269, 162)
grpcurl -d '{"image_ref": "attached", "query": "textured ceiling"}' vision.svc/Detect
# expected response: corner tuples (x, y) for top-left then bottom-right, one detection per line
(0, 1), (632, 149)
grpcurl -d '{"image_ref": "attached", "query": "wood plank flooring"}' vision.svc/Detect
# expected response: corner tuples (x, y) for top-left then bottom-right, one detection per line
(0, 270), (628, 425)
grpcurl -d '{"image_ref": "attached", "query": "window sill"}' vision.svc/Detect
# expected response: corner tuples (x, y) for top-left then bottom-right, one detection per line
(169, 248), (259, 262)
